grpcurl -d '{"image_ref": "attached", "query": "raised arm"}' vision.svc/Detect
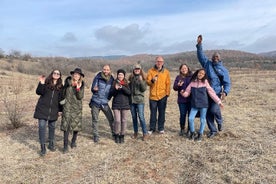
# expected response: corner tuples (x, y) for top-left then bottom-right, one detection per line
(196, 35), (209, 68)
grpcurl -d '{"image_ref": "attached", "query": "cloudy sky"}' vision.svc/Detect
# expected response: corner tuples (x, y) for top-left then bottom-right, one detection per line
(1, 0), (276, 57)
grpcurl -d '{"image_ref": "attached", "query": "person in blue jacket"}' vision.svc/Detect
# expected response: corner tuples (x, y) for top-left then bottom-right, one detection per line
(89, 64), (115, 143)
(196, 35), (231, 138)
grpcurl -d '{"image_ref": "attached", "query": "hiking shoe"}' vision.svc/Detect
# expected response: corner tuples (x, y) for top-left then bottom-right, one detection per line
(70, 142), (77, 148)
(131, 132), (138, 139)
(93, 136), (99, 143)
(218, 124), (223, 131)
(189, 132), (196, 140)
(142, 134), (149, 141)
(207, 132), (217, 138)
(195, 134), (203, 142)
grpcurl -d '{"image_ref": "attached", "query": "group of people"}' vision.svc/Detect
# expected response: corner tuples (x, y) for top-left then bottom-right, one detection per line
(173, 35), (231, 141)
(34, 68), (85, 156)
(33, 35), (231, 156)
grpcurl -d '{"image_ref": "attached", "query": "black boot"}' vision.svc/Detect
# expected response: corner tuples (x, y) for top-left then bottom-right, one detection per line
(114, 134), (119, 144)
(179, 124), (185, 136)
(63, 131), (69, 153)
(179, 129), (185, 136)
(71, 131), (78, 148)
(119, 135), (124, 143)
(48, 121), (56, 151)
(48, 141), (56, 151)
(189, 132), (196, 140)
(40, 144), (46, 156)
(195, 133), (203, 142)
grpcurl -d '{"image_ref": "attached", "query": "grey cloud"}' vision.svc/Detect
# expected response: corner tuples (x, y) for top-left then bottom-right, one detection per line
(61, 32), (77, 42)
(243, 35), (276, 53)
(95, 24), (148, 48)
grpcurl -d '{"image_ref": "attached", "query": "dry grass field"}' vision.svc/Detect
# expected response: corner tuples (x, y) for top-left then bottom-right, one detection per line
(0, 65), (275, 183)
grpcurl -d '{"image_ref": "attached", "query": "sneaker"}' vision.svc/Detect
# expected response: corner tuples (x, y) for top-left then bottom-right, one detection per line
(159, 130), (165, 134)
(148, 130), (153, 135)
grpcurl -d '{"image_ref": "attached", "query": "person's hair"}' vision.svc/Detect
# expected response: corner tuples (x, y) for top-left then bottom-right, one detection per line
(102, 64), (111, 70)
(212, 52), (221, 61)
(191, 68), (208, 82)
(178, 64), (192, 77)
(45, 70), (63, 90)
(128, 69), (147, 81)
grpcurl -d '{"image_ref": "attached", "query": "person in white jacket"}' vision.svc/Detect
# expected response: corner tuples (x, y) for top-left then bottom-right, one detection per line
(181, 68), (223, 142)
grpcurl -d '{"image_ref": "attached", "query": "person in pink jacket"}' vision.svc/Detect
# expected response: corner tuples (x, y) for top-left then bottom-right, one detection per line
(180, 68), (223, 142)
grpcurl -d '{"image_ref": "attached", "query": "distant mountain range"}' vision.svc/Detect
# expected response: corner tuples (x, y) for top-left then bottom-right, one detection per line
(74, 50), (276, 60)
(258, 51), (276, 58)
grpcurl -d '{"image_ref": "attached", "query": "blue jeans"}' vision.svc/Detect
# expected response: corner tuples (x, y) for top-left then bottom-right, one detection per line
(149, 96), (167, 132)
(131, 104), (148, 134)
(188, 107), (207, 134)
(206, 99), (223, 133)
(38, 119), (56, 145)
(178, 102), (191, 130)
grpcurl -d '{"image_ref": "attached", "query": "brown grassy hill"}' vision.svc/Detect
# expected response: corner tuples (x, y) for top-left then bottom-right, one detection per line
(1, 49), (275, 78)
(0, 66), (275, 183)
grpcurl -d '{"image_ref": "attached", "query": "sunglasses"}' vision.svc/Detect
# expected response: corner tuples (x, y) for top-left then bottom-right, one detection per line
(53, 72), (60, 75)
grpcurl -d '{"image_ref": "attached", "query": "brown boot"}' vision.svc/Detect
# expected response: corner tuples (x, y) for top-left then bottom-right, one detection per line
(131, 132), (138, 139)
(142, 134), (149, 141)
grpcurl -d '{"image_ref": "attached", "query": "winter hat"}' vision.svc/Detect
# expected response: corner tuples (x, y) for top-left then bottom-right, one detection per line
(117, 69), (126, 76)
(133, 63), (142, 70)
(70, 68), (85, 77)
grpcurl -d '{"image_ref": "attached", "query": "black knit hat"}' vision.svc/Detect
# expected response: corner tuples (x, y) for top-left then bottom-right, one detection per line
(117, 69), (126, 76)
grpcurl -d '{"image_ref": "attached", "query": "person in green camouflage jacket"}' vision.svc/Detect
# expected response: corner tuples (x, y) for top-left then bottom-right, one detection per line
(60, 68), (85, 153)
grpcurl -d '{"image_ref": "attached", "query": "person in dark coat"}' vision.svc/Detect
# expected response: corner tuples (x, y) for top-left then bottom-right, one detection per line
(108, 69), (131, 143)
(173, 64), (193, 136)
(34, 69), (63, 156)
(60, 68), (85, 153)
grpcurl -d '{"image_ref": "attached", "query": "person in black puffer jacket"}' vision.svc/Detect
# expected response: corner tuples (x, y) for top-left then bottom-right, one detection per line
(108, 69), (131, 144)
(34, 69), (63, 156)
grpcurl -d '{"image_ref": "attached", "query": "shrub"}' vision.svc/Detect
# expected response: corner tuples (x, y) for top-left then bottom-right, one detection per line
(2, 79), (24, 129)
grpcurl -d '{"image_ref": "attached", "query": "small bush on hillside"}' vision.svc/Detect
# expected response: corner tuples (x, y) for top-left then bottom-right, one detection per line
(2, 79), (24, 129)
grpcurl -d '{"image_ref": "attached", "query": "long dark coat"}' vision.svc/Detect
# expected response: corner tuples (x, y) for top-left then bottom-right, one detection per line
(34, 82), (62, 121)
(60, 77), (84, 132)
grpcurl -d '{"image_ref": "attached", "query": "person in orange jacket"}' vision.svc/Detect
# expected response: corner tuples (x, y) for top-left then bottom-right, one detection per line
(146, 56), (171, 134)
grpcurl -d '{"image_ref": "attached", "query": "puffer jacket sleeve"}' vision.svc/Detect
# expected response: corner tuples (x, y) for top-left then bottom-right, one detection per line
(205, 81), (221, 104)
(196, 43), (210, 68)
(36, 82), (46, 95)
